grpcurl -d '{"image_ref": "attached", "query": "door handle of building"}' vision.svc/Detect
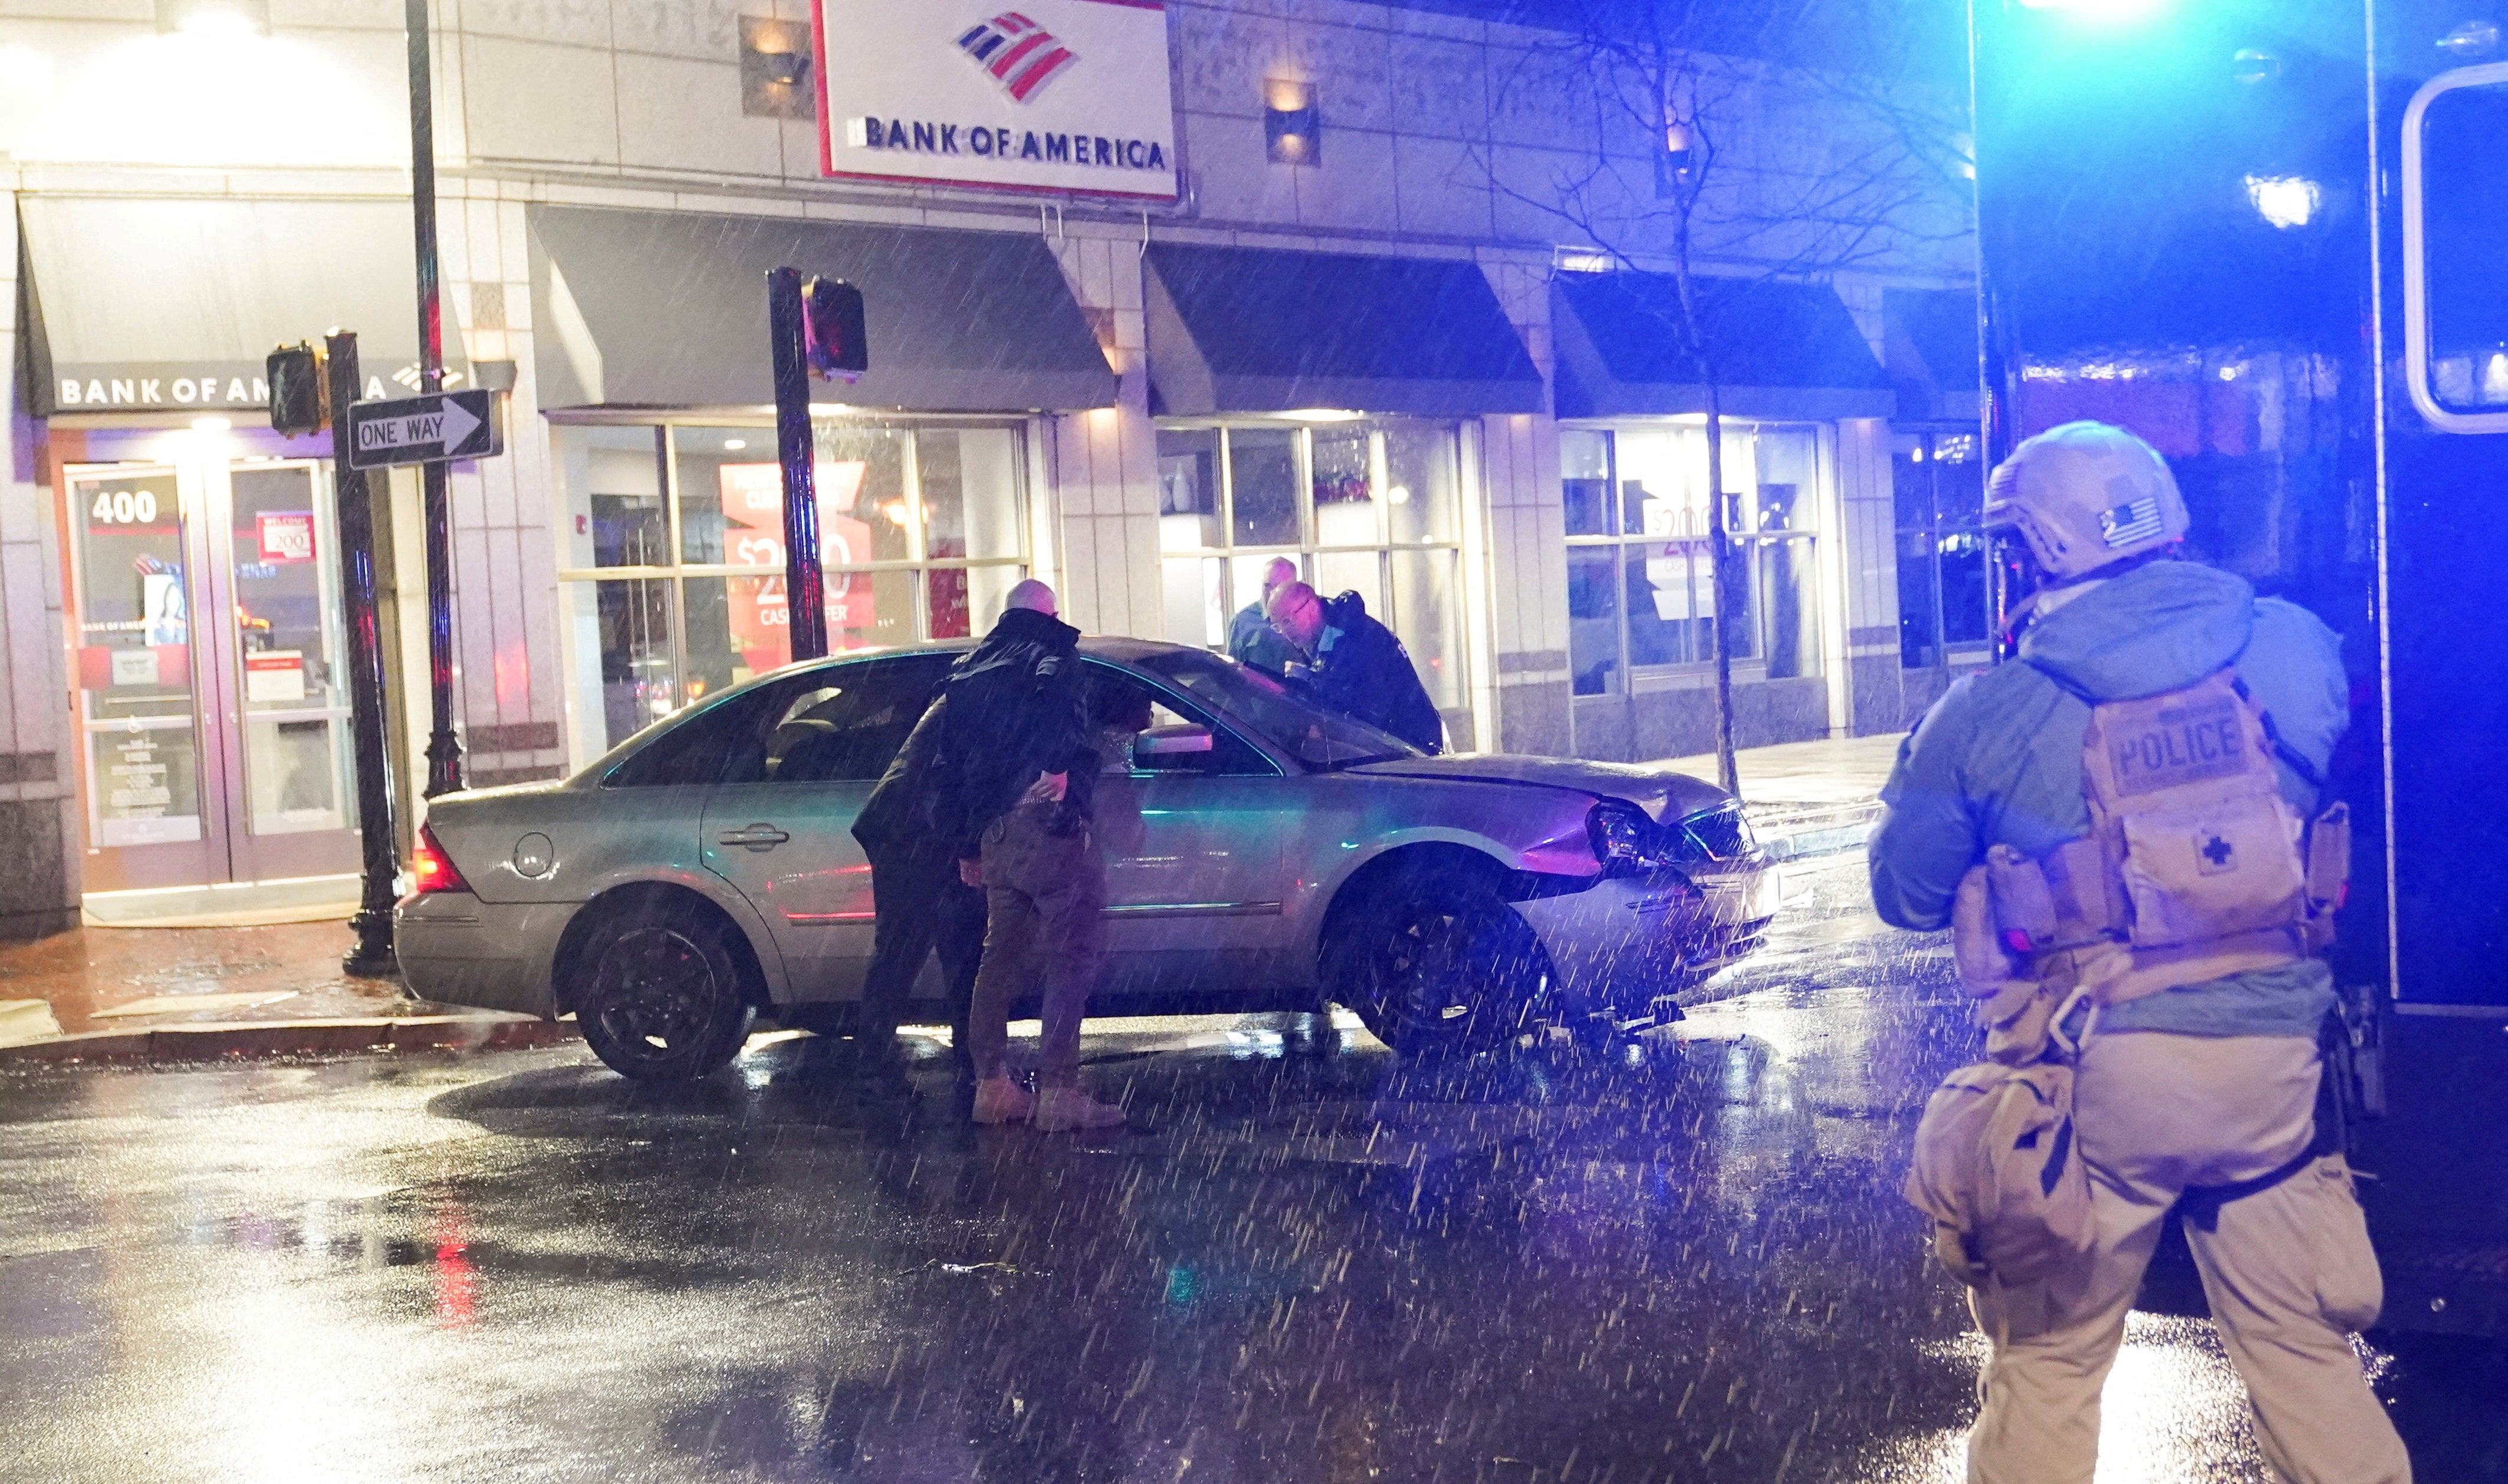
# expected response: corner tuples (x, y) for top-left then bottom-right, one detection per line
(717, 824), (790, 850)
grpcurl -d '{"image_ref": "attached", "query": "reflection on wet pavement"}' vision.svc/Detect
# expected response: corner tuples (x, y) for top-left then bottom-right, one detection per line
(0, 853), (2488, 1482)
(0, 919), (477, 1032)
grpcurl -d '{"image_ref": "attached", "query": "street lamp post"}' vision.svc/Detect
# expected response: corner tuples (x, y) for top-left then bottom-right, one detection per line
(323, 332), (402, 977)
(405, 0), (464, 796)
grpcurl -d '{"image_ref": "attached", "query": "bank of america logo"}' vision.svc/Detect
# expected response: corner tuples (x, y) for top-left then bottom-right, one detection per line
(2099, 496), (2164, 548)
(956, 12), (1079, 103)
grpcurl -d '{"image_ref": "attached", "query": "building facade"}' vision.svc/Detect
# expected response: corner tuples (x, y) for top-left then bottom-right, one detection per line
(0, 0), (1978, 935)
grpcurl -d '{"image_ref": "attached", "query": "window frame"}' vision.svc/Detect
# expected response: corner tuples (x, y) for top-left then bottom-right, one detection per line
(1892, 427), (1990, 672)
(1559, 420), (1830, 698)
(2402, 61), (2508, 435)
(554, 414), (1030, 761)
(1151, 416), (1475, 736)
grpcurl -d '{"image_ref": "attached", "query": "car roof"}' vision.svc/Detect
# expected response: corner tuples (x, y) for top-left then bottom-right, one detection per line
(779, 636), (1203, 667)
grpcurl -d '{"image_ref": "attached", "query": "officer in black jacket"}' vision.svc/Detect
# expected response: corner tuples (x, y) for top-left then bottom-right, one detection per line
(1263, 582), (1445, 754)
(936, 581), (1128, 1132)
(848, 692), (984, 1088)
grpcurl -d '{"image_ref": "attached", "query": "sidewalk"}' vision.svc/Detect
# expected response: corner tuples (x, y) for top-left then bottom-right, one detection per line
(1656, 733), (1902, 860)
(0, 919), (571, 1062)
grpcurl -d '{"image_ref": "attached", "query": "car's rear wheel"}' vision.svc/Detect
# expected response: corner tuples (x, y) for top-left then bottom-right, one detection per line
(574, 903), (758, 1082)
(1334, 870), (1550, 1056)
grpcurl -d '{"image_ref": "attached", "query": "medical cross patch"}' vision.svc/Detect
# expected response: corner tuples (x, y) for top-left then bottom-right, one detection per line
(2099, 496), (2165, 548)
(2196, 830), (2237, 875)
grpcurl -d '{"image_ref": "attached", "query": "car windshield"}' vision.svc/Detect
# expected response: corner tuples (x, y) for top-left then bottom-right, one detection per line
(1134, 649), (1421, 769)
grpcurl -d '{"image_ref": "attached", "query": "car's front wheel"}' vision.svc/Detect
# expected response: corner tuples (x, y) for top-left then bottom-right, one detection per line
(1334, 870), (1550, 1056)
(574, 903), (758, 1082)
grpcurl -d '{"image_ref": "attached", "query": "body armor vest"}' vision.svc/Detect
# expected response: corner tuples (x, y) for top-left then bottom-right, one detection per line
(1954, 666), (2348, 1035)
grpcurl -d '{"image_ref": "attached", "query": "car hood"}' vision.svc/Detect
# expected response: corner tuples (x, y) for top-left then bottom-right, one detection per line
(1346, 754), (1733, 824)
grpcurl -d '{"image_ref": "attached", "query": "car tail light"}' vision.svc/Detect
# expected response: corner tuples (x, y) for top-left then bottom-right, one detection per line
(412, 825), (471, 894)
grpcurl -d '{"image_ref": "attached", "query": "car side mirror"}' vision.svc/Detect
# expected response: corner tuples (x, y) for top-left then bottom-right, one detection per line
(1134, 725), (1214, 770)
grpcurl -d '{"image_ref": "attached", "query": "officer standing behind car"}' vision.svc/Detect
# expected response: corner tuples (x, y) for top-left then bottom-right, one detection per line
(1869, 422), (2407, 1483)
(1227, 555), (1301, 674)
(1261, 581), (1444, 754)
(847, 686), (984, 1095)
(938, 580), (1128, 1133)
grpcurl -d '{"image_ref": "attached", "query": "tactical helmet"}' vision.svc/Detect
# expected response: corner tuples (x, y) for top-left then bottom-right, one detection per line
(1982, 421), (2188, 581)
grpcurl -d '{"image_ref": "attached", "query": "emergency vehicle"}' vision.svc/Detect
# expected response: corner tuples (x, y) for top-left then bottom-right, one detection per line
(1970, 0), (2508, 1334)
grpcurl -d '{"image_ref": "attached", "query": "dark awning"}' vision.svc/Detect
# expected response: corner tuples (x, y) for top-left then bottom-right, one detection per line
(1143, 243), (1543, 416)
(527, 206), (1116, 413)
(21, 196), (429, 417)
(1552, 272), (1892, 420)
(1884, 287), (1983, 423)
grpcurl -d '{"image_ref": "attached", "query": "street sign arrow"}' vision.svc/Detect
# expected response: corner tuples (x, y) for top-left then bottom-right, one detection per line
(346, 389), (503, 470)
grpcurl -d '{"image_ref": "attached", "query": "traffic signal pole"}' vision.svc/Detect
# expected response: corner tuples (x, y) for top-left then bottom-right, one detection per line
(406, 0), (464, 795)
(324, 333), (402, 978)
(767, 266), (830, 662)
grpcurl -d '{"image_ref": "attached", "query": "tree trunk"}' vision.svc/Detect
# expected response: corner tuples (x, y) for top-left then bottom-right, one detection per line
(1671, 230), (1741, 797)
(1704, 382), (1739, 796)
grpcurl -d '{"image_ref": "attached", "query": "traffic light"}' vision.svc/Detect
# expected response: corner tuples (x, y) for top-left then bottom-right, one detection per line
(800, 277), (867, 381)
(267, 341), (328, 435)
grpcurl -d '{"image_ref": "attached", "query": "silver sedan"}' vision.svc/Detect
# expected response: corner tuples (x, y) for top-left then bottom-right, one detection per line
(396, 639), (1781, 1080)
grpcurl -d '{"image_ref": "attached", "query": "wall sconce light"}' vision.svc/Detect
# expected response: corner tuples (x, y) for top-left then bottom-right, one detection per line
(1265, 78), (1320, 166)
(741, 17), (816, 119)
(155, 0), (269, 36)
(1654, 118), (1695, 199)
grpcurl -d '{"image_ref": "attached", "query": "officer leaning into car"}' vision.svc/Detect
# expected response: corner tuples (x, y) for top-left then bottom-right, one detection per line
(936, 579), (1129, 1134)
(1869, 422), (2409, 1483)
(1261, 580), (1445, 754)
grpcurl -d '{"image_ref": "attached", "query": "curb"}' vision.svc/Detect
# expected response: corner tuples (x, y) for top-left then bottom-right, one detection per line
(0, 1015), (578, 1065)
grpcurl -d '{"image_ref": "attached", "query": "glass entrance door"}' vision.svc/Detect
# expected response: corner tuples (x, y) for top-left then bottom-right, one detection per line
(67, 456), (361, 893)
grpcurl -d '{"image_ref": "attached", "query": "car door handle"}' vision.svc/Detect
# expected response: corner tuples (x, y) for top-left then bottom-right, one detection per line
(717, 824), (790, 850)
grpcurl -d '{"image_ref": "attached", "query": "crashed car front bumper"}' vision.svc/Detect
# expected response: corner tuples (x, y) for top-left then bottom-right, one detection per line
(1510, 858), (1782, 1006)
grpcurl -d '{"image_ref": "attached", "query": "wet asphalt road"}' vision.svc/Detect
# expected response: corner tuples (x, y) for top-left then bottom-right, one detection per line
(4, 855), (2502, 1483)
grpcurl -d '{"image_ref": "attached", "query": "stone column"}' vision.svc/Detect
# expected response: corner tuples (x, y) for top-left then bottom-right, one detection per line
(1044, 229), (1163, 640)
(0, 189), (79, 938)
(435, 191), (568, 791)
(1835, 416), (1907, 736)
(1478, 257), (1571, 758)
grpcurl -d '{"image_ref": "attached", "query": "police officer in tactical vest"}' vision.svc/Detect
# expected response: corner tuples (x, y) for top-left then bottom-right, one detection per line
(1871, 422), (2408, 1483)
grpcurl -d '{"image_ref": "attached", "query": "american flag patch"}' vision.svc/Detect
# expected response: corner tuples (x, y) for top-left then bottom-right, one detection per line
(955, 12), (1079, 103)
(2099, 496), (2164, 548)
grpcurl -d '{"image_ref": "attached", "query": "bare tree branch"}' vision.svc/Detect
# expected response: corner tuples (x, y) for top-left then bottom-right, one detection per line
(1468, 0), (1970, 789)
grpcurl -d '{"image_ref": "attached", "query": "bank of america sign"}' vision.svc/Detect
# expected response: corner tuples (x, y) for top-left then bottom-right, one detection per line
(956, 12), (1080, 102)
(816, 0), (1179, 200)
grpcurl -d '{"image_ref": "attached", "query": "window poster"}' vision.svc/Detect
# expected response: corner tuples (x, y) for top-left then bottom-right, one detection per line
(716, 462), (877, 674)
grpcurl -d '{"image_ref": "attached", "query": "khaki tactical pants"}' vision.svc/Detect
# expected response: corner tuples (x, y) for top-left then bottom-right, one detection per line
(965, 803), (1105, 1090)
(1967, 1031), (2410, 1484)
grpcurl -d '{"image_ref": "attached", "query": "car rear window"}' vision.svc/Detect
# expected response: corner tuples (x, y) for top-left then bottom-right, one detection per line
(737, 659), (948, 785)
(603, 656), (948, 788)
(602, 685), (791, 788)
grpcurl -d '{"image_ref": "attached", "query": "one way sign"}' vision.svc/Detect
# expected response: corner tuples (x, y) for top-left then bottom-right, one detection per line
(346, 390), (502, 470)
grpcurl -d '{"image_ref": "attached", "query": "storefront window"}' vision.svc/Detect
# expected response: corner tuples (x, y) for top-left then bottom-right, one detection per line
(1156, 419), (1471, 718)
(1561, 424), (1825, 697)
(1894, 430), (1989, 669)
(557, 419), (1028, 758)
